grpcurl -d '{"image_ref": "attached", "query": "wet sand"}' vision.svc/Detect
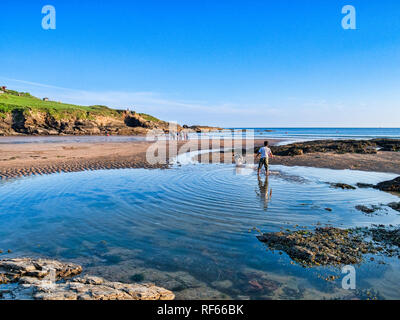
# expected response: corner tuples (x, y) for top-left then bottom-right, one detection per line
(0, 139), (272, 179)
(1, 138), (399, 179)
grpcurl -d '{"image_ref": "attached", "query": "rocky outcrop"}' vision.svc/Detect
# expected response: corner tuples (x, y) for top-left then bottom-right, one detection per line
(330, 183), (356, 190)
(257, 227), (377, 267)
(0, 258), (82, 282)
(388, 202), (400, 212)
(268, 139), (400, 157)
(374, 176), (400, 192)
(0, 110), (173, 136)
(0, 258), (174, 300)
(184, 125), (223, 133)
(356, 183), (375, 189)
(355, 205), (381, 215)
(371, 139), (400, 152)
(270, 140), (380, 156)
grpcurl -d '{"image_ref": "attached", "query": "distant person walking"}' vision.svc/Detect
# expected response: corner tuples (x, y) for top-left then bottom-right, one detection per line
(257, 141), (274, 176)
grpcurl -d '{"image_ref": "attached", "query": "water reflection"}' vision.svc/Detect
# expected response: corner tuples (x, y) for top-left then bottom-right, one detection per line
(256, 175), (272, 210)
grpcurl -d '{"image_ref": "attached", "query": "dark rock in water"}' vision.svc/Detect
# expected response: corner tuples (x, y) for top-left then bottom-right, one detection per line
(130, 273), (145, 282)
(371, 139), (400, 152)
(364, 226), (400, 255)
(355, 205), (375, 214)
(355, 205), (381, 215)
(256, 227), (376, 267)
(325, 208), (332, 212)
(356, 183), (375, 189)
(257, 225), (400, 268)
(374, 176), (400, 192)
(330, 183), (356, 190)
(388, 202), (400, 212)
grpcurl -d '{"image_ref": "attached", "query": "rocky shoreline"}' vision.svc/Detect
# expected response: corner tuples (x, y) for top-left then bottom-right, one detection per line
(0, 258), (174, 300)
(269, 139), (400, 156)
(257, 225), (400, 268)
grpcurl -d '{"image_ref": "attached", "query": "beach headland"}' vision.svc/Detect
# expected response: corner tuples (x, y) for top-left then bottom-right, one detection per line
(0, 88), (174, 136)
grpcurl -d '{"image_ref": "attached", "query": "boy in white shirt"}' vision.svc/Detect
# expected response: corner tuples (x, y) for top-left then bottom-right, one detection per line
(257, 141), (274, 175)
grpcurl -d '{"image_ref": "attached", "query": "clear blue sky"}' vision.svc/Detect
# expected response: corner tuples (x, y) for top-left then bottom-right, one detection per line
(1, 0), (400, 127)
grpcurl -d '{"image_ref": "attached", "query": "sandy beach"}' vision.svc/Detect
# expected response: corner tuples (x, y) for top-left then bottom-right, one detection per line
(1, 137), (400, 179)
(0, 138), (271, 178)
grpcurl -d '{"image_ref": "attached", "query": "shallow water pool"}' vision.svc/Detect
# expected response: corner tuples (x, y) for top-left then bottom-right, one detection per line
(0, 164), (399, 299)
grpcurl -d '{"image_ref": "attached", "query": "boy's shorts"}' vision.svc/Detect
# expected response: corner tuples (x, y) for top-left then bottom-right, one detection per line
(258, 157), (269, 170)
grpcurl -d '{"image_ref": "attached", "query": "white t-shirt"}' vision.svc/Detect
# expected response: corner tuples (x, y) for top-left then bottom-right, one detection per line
(259, 146), (272, 159)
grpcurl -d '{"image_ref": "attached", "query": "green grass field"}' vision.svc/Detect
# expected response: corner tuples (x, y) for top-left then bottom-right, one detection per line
(0, 90), (124, 120)
(138, 113), (161, 122)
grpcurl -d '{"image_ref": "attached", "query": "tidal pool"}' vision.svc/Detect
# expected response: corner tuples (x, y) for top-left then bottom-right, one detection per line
(0, 164), (399, 299)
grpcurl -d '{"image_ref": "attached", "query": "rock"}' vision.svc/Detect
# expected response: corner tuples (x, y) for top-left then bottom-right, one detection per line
(0, 258), (174, 300)
(0, 108), (174, 136)
(358, 226), (400, 257)
(355, 205), (380, 214)
(270, 139), (380, 156)
(285, 147), (303, 156)
(257, 227), (377, 267)
(188, 125), (222, 133)
(371, 139), (400, 152)
(211, 280), (233, 290)
(330, 183), (356, 190)
(375, 177), (400, 193)
(0, 258), (82, 284)
(388, 202), (400, 212)
(356, 183), (375, 189)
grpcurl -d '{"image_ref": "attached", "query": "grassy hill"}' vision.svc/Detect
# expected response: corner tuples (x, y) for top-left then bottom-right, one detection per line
(0, 88), (169, 135)
(0, 90), (125, 120)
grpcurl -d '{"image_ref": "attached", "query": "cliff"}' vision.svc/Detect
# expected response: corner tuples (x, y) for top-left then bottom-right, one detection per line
(0, 89), (174, 135)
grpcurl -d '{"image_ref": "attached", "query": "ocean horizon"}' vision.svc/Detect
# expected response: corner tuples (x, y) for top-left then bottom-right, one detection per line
(228, 127), (400, 140)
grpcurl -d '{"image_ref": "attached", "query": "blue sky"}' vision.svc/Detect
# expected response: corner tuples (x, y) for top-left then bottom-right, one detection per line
(1, 0), (400, 127)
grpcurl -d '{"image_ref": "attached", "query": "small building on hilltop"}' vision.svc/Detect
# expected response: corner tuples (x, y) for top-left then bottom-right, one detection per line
(43, 97), (49, 101)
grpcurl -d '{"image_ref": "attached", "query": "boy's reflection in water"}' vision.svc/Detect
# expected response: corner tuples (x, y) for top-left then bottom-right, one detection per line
(257, 174), (272, 210)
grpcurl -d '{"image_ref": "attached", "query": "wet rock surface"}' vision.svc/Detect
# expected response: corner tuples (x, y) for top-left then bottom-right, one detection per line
(356, 183), (375, 189)
(268, 139), (400, 157)
(371, 139), (400, 152)
(257, 225), (400, 268)
(257, 227), (376, 267)
(269, 139), (382, 156)
(330, 183), (356, 190)
(388, 202), (400, 212)
(374, 176), (400, 193)
(359, 225), (400, 258)
(355, 205), (382, 215)
(0, 258), (174, 300)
